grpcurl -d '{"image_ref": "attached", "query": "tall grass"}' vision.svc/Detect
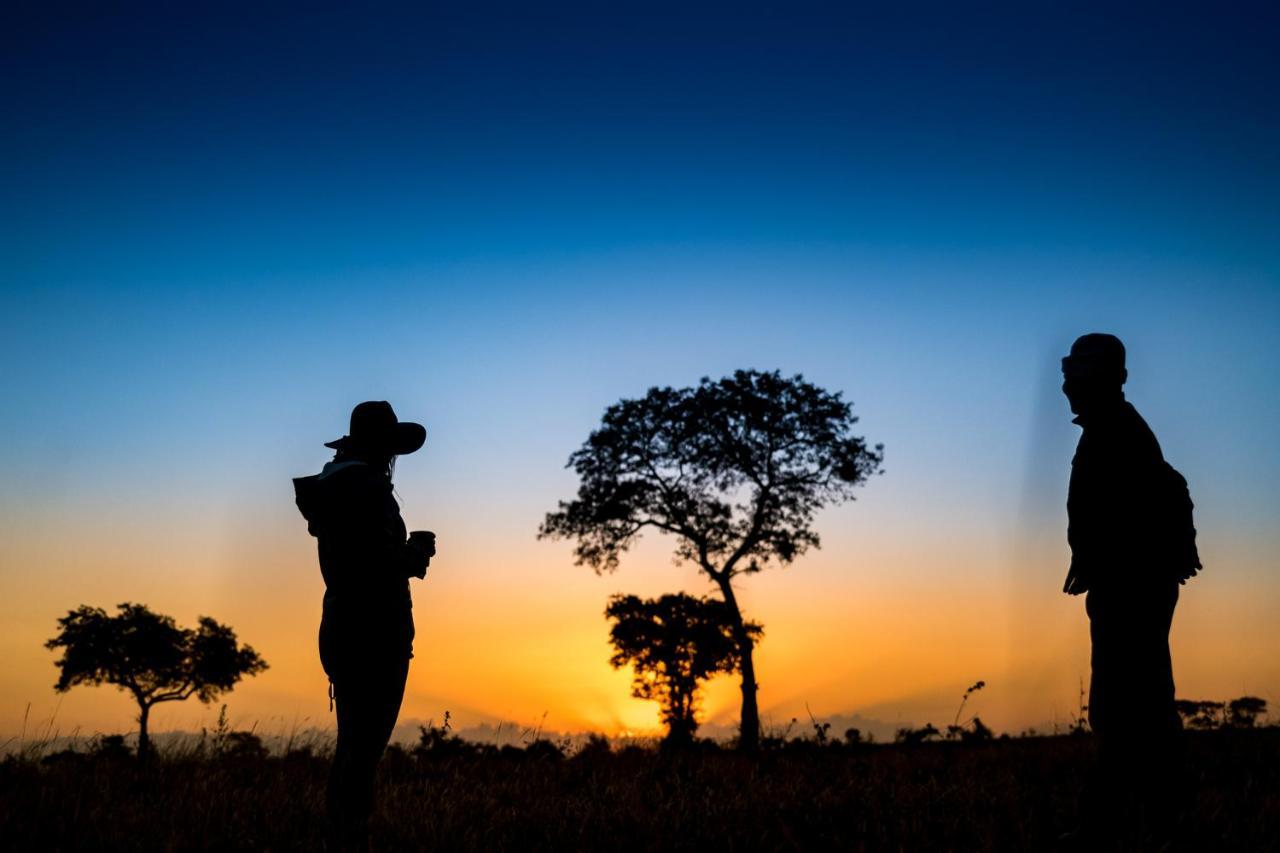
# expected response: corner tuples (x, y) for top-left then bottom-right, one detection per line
(2, 727), (1277, 851)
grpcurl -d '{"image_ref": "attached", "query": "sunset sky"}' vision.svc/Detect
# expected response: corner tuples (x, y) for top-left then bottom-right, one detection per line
(3, 4), (1278, 742)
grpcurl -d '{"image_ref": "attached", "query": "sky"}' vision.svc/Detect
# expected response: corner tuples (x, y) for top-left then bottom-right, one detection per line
(2, 2), (1278, 742)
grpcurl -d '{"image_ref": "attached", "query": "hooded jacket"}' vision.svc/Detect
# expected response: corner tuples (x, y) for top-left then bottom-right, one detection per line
(294, 458), (426, 674)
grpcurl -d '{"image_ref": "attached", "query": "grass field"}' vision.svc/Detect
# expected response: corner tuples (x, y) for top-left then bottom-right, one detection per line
(2, 728), (1277, 851)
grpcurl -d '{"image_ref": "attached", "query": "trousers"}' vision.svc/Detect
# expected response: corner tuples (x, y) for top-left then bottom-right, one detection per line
(327, 655), (410, 843)
(1084, 581), (1184, 840)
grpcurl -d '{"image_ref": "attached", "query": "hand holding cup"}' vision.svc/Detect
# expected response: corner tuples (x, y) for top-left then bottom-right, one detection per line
(409, 530), (436, 560)
(406, 531), (435, 580)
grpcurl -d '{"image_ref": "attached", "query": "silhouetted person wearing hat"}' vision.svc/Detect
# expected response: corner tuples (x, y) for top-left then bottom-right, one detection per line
(293, 401), (436, 849)
(1060, 334), (1202, 845)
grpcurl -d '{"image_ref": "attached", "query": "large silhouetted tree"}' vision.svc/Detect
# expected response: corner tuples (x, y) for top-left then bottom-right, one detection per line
(541, 370), (883, 750)
(46, 603), (267, 760)
(606, 593), (761, 746)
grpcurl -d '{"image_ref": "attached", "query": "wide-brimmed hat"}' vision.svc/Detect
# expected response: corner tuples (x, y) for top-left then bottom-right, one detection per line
(325, 401), (426, 456)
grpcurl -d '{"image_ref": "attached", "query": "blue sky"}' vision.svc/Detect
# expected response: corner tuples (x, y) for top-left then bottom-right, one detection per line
(5, 4), (1278, 278)
(2, 2), (1278, 733)
(4, 0), (1277, 550)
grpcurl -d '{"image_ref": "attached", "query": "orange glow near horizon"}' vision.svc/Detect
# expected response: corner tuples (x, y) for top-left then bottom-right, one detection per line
(4, 499), (1277, 743)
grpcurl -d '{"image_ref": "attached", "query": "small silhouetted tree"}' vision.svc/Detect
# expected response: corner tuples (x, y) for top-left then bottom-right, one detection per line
(541, 370), (883, 750)
(1226, 696), (1267, 728)
(45, 603), (267, 760)
(1174, 699), (1224, 730)
(606, 593), (760, 746)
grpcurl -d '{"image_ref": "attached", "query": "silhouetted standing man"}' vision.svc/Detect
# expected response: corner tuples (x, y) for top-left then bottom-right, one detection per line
(1061, 334), (1201, 843)
(294, 401), (436, 849)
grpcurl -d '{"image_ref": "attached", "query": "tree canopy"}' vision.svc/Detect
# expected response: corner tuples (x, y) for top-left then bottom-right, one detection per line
(541, 369), (883, 579)
(606, 593), (761, 745)
(46, 602), (267, 758)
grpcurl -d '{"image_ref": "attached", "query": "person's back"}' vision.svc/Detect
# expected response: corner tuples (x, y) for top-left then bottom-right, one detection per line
(1061, 334), (1201, 844)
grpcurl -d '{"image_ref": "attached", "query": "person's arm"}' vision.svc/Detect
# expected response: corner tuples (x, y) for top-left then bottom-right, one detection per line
(1064, 457), (1096, 595)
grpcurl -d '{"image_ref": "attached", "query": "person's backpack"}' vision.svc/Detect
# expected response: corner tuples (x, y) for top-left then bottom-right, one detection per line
(1157, 461), (1202, 584)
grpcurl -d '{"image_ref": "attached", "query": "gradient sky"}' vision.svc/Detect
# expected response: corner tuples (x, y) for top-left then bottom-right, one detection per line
(2, 3), (1278, 741)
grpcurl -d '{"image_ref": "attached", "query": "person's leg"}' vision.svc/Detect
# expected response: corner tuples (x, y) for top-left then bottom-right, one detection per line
(369, 657), (410, 755)
(1137, 584), (1183, 841)
(1083, 591), (1139, 844)
(346, 657), (410, 822)
(1090, 582), (1182, 844)
(328, 657), (410, 846)
(328, 667), (373, 846)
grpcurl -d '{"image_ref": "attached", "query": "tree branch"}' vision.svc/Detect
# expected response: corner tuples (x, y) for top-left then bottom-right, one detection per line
(721, 487), (770, 578)
(151, 681), (195, 704)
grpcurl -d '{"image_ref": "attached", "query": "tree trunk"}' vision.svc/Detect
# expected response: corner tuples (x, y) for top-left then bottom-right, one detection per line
(714, 577), (760, 751)
(665, 713), (695, 749)
(137, 702), (152, 762)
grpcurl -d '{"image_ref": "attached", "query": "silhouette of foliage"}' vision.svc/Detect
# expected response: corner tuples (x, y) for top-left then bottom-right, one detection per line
(572, 733), (613, 760)
(605, 593), (759, 746)
(220, 731), (268, 761)
(895, 724), (941, 745)
(804, 703), (833, 746)
(195, 704), (268, 761)
(522, 739), (566, 761)
(1069, 678), (1090, 736)
(415, 712), (486, 760)
(45, 603), (267, 760)
(946, 680), (988, 741)
(1175, 697), (1269, 731)
(1175, 699), (1225, 731)
(1227, 696), (1267, 729)
(4, 727), (1280, 850)
(90, 734), (134, 762)
(541, 369), (883, 749)
(951, 717), (994, 743)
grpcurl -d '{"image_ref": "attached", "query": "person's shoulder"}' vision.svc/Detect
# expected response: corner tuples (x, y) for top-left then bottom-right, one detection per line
(321, 460), (391, 495)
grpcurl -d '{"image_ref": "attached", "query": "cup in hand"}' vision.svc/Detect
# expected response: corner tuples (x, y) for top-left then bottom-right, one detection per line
(409, 530), (436, 560)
